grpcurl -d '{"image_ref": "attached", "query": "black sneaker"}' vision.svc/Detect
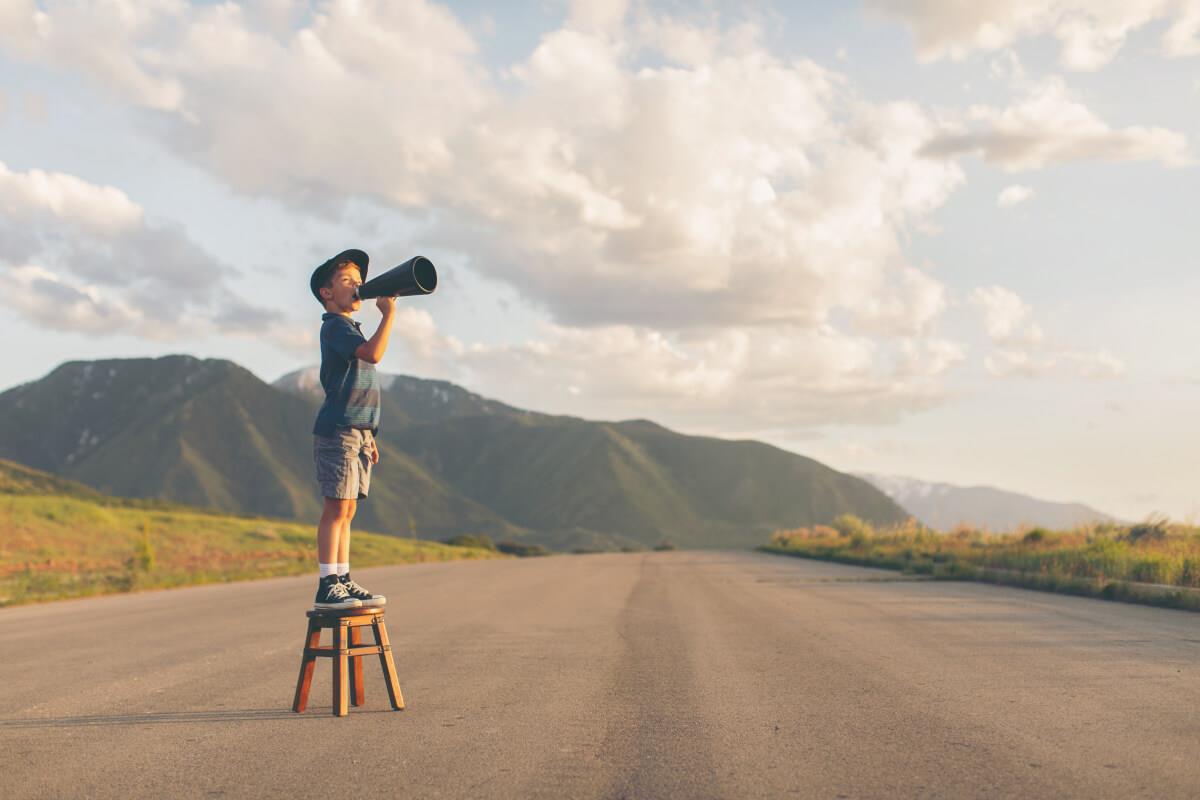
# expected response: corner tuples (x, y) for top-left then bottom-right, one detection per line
(314, 574), (362, 610)
(339, 573), (386, 607)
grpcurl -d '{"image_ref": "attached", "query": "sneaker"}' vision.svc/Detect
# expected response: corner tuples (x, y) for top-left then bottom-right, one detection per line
(339, 573), (386, 607)
(314, 574), (362, 610)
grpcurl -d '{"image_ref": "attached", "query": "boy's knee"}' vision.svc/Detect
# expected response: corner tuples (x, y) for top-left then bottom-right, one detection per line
(324, 497), (355, 519)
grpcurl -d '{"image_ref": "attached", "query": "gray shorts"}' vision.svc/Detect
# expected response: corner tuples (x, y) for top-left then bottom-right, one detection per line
(314, 427), (374, 500)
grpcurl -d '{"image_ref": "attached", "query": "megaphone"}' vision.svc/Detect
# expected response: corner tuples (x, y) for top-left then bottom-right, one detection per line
(355, 256), (438, 300)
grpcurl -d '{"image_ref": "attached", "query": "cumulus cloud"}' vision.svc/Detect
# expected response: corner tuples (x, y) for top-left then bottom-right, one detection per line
(926, 77), (1191, 170)
(0, 161), (308, 346)
(997, 184), (1033, 208)
(0, 160), (143, 235)
(870, 0), (1200, 69)
(380, 309), (967, 433)
(970, 285), (1124, 379)
(24, 1), (1171, 428)
(0, 2), (967, 335)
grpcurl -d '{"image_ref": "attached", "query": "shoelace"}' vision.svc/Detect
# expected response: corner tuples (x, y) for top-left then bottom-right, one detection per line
(342, 579), (370, 597)
(327, 581), (352, 599)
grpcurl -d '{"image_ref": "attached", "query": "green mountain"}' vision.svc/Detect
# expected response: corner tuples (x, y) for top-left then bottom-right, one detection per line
(0, 356), (911, 549)
(0, 357), (516, 539)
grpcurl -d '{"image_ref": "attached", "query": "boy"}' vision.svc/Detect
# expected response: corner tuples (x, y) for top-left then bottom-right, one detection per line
(308, 248), (396, 609)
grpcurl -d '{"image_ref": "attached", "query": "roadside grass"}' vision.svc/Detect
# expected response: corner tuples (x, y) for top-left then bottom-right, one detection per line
(759, 515), (1200, 612)
(0, 493), (504, 607)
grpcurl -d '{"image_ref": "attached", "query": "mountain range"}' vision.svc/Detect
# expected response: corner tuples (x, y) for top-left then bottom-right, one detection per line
(856, 473), (1121, 531)
(0, 356), (909, 550)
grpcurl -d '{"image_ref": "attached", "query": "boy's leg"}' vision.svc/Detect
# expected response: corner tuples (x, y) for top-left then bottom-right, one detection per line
(314, 498), (361, 609)
(336, 499), (355, 570)
(318, 497), (353, 567)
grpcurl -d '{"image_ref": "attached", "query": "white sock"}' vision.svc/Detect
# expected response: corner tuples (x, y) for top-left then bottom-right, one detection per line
(319, 563), (337, 578)
(337, 562), (349, 576)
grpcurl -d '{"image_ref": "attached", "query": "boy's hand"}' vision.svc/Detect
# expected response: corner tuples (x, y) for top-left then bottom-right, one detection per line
(376, 296), (397, 316)
(370, 439), (380, 464)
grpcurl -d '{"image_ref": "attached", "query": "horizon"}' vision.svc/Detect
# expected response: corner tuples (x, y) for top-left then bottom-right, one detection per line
(2, 1), (1198, 521)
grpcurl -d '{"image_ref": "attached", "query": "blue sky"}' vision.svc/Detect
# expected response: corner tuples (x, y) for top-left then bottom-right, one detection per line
(1, 0), (1197, 521)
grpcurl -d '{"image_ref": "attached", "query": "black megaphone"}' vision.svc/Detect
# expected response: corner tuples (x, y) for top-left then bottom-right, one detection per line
(355, 256), (438, 300)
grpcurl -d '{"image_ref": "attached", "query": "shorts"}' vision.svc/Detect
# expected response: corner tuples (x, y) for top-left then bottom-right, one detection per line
(314, 427), (375, 500)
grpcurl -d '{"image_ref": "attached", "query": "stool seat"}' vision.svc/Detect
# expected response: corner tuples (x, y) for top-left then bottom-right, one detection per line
(306, 606), (385, 618)
(292, 605), (404, 716)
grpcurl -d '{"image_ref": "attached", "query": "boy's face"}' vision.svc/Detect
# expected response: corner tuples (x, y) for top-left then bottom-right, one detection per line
(321, 264), (363, 314)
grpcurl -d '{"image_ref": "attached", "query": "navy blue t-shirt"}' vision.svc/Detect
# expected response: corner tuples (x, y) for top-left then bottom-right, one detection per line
(312, 313), (381, 436)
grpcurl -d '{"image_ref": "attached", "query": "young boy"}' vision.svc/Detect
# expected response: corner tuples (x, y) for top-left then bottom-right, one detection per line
(308, 249), (396, 609)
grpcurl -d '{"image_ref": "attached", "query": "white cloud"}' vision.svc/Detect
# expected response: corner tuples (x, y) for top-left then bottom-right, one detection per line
(0, 161), (315, 345)
(568, 0), (630, 34)
(7, 264), (162, 337)
(997, 184), (1033, 208)
(0, 160), (143, 235)
(870, 0), (1200, 70)
(970, 285), (1124, 380)
(926, 77), (1191, 170)
(382, 312), (967, 433)
(27, 2), (1176, 428)
(970, 285), (1042, 345)
(0, 2), (966, 335)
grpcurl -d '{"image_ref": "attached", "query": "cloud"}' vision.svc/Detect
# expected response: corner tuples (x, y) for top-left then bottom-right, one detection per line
(970, 285), (1124, 379)
(0, 2), (966, 333)
(925, 77), (1191, 170)
(0, 161), (312, 346)
(869, 0), (1200, 70)
(997, 184), (1033, 207)
(0, 160), (143, 235)
(380, 309), (967, 433)
(7, 264), (162, 337)
(24, 2), (1166, 429)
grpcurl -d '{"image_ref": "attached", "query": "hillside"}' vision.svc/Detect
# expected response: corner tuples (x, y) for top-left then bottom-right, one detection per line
(0, 458), (501, 606)
(0, 356), (911, 550)
(0, 357), (518, 539)
(392, 416), (906, 550)
(857, 473), (1121, 531)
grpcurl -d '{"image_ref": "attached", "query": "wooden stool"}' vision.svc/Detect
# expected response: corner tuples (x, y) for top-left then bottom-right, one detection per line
(292, 607), (405, 716)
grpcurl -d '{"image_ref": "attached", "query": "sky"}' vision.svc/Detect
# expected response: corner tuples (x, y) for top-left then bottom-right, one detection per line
(0, 0), (1198, 522)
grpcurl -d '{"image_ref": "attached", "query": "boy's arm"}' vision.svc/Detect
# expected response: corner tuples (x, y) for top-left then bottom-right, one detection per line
(354, 297), (397, 364)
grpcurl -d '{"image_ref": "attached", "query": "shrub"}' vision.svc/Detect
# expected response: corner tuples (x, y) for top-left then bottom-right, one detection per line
(1023, 528), (1048, 544)
(1127, 518), (1169, 544)
(442, 534), (496, 551)
(496, 540), (551, 557)
(832, 514), (874, 540)
(653, 540), (676, 551)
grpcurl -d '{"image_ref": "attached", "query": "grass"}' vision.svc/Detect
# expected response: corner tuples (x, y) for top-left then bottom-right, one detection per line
(0, 492), (504, 607)
(759, 515), (1200, 612)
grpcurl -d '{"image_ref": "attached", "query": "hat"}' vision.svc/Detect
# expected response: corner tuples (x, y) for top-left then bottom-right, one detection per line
(310, 249), (369, 302)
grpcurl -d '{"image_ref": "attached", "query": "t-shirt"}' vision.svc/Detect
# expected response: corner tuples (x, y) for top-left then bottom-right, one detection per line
(312, 313), (381, 436)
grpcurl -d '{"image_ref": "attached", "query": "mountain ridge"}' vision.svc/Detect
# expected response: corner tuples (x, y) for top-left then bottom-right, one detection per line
(0, 355), (911, 550)
(856, 472), (1122, 531)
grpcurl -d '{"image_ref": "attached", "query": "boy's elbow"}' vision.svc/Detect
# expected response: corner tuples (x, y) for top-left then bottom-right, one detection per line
(353, 344), (380, 363)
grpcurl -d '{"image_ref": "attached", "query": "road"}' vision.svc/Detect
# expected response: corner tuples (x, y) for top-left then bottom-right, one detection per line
(1, 550), (1198, 799)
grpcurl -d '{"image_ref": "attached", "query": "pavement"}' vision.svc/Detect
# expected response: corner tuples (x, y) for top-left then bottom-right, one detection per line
(1, 550), (1198, 799)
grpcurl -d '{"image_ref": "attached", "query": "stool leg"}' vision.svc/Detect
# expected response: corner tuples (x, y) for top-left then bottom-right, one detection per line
(372, 616), (405, 711)
(292, 619), (321, 713)
(332, 621), (349, 717)
(349, 625), (365, 707)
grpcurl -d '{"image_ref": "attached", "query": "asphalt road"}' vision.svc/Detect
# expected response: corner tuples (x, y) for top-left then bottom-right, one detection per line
(1, 550), (1198, 799)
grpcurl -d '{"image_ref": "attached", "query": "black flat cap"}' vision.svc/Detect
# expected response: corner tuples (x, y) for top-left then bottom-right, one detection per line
(310, 249), (369, 302)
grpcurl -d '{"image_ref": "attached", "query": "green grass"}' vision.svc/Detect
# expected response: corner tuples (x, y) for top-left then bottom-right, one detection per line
(0, 492), (504, 607)
(759, 515), (1200, 612)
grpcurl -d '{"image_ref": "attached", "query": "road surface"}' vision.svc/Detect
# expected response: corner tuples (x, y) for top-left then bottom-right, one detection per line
(1, 550), (1197, 799)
